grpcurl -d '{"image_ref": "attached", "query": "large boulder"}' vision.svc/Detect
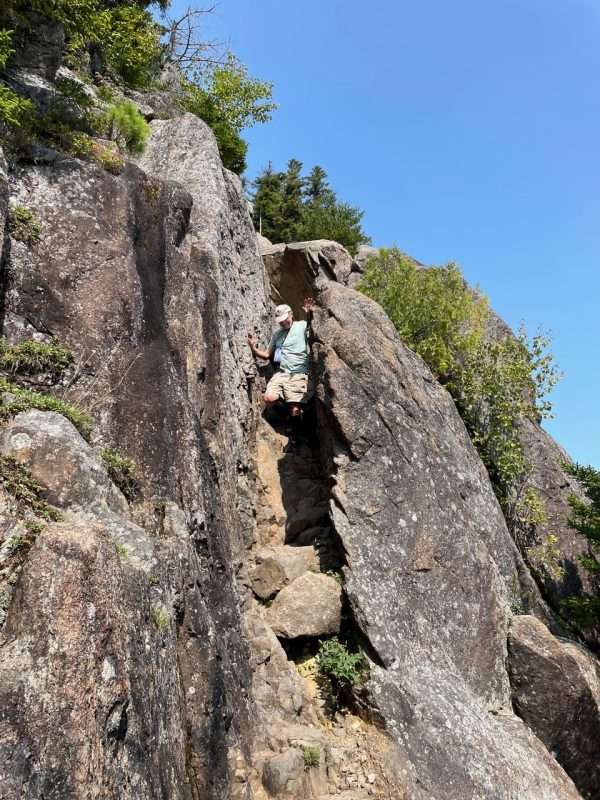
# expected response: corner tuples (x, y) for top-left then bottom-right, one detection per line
(266, 571), (342, 639)
(250, 544), (319, 600)
(0, 517), (218, 800)
(310, 280), (579, 799)
(508, 615), (600, 799)
(263, 240), (354, 311)
(0, 409), (128, 518)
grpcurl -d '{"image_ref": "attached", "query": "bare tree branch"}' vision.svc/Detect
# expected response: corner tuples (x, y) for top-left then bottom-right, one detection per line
(160, 5), (227, 72)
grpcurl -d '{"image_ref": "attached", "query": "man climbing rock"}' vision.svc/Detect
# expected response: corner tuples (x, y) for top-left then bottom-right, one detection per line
(247, 297), (315, 417)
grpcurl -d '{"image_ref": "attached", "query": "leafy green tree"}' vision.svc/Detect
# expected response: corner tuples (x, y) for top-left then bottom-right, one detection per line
(359, 249), (488, 377)
(182, 55), (275, 174)
(561, 464), (600, 628)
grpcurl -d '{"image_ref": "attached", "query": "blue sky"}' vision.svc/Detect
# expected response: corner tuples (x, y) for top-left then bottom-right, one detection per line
(167, 0), (599, 466)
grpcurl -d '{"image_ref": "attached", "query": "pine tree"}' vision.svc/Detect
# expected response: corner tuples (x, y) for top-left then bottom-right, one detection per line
(251, 160), (370, 253)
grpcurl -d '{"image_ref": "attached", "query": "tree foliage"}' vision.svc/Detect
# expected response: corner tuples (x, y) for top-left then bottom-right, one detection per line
(359, 249), (561, 528)
(252, 161), (370, 253)
(561, 464), (600, 628)
(358, 249), (487, 376)
(181, 54), (275, 174)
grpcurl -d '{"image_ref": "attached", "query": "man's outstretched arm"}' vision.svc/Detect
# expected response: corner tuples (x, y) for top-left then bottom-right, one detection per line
(247, 332), (272, 361)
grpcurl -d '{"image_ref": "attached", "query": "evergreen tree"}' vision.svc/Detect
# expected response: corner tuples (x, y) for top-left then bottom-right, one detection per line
(252, 162), (284, 241)
(562, 464), (600, 628)
(251, 161), (370, 253)
(279, 159), (305, 242)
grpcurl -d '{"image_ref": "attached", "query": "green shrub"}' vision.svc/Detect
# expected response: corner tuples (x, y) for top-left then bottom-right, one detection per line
(115, 542), (128, 558)
(302, 745), (320, 769)
(7, 205), (42, 245)
(452, 327), (560, 523)
(359, 249), (488, 378)
(104, 99), (150, 154)
(3, 2), (165, 88)
(100, 447), (139, 500)
(69, 132), (124, 173)
(316, 637), (365, 688)
(95, 5), (163, 88)
(0, 378), (93, 440)
(0, 338), (72, 376)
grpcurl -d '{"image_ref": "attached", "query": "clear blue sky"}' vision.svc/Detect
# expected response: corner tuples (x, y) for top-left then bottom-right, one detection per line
(167, 0), (599, 466)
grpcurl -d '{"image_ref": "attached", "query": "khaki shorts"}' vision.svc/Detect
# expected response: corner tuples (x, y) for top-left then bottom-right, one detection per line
(265, 371), (312, 404)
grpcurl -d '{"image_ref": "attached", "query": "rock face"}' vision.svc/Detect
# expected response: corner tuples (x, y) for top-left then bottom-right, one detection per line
(309, 281), (579, 799)
(0, 48), (596, 799)
(263, 239), (354, 309)
(509, 615), (600, 799)
(1, 115), (271, 798)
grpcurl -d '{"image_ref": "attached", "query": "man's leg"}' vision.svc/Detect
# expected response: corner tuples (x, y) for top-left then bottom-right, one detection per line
(283, 373), (309, 417)
(264, 372), (285, 406)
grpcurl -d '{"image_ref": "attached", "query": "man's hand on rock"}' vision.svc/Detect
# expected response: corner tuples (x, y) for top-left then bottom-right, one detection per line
(302, 296), (316, 314)
(247, 332), (257, 349)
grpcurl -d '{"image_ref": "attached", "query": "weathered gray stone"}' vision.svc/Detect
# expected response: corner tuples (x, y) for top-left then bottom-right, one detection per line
(251, 545), (319, 599)
(263, 240), (354, 311)
(2, 112), (269, 799)
(310, 280), (579, 799)
(262, 748), (304, 795)
(266, 571), (342, 639)
(7, 14), (65, 80)
(509, 615), (600, 799)
(0, 409), (128, 518)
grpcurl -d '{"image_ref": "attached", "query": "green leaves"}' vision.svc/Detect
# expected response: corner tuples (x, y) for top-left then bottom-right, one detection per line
(359, 249), (488, 378)
(182, 56), (275, 175)
(316, 637), (365, 687)
(0, 29), (34, 132)
(104, 99), (150, 154)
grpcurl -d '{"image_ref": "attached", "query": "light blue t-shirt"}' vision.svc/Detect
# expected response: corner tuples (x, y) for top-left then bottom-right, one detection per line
(269, 320), (310, 374)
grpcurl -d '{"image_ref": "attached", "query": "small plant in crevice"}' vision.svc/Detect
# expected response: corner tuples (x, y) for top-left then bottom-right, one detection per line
(0, 338), (73, 377)
(302, 745), (320, 769)
(150, 606), (170, 631)
(316, 637), (365, 688)
(7, 204), (41, 245)
(0, 378), (93, 441)
(0, 456), (61, 522)
(312, 636), (367, 716)
(100, 447), (140, 501)
(104, 99), (150, 155)
(115, 542), (128, 559)
(69, 133), (125, 175)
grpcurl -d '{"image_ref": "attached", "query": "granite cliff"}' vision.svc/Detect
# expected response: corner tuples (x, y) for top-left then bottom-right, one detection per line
(1, 32), (599, 800)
